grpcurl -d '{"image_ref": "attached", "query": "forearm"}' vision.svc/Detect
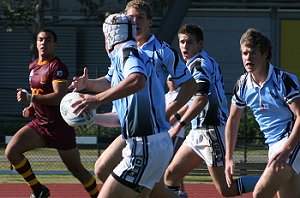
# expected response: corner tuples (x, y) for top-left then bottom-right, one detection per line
(166, 78), (197, 118)
(86, 77), (111, 93)
(284, 118), (300, 152)
(225, 118), (239, 160)
(180, 95), (208, 124)
(94, 112), (120, 127)
(95, 73), (146, 106)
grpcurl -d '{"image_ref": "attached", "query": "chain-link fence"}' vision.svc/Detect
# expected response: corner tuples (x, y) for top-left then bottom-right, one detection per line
(0, 122), (268, 177)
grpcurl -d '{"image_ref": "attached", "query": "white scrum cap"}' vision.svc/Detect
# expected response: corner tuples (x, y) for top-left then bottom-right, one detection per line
(103, 13), (137, 52)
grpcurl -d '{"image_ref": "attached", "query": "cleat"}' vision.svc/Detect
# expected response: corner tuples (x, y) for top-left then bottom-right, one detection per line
(29, 186), (50, 198)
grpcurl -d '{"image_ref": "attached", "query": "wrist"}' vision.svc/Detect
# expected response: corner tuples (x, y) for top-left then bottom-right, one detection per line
(174, 113), (181, 121)
(179, 120), (187, 127)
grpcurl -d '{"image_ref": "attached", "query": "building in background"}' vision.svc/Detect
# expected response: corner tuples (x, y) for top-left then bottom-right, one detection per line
(0, 0), (300, 122)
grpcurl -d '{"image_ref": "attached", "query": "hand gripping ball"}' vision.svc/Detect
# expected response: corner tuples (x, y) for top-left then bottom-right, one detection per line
(60, 92), (96, 129)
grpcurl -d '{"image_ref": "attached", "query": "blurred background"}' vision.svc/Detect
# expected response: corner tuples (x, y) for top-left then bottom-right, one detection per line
(1, 0), (299, 180)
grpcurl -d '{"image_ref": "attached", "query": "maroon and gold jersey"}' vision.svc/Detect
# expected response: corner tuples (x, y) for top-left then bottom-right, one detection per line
(29, 57), (69, 126)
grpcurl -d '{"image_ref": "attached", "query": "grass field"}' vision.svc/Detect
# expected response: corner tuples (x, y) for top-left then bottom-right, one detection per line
(0, 173), (214, 184)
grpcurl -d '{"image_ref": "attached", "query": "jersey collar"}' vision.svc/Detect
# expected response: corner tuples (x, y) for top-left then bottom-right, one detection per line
(247, 63), (274, 88)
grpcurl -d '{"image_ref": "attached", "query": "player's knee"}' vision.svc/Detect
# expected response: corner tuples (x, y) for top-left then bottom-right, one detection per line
(164, 167), (180, 184)
(94, 159), (109, 183)
(4, 145), (15, 162)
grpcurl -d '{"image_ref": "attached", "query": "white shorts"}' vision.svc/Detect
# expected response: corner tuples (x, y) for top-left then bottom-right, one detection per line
(112, 132), (173, 191)
(183, 126), (226, 167)
(269, 137), (300, 174)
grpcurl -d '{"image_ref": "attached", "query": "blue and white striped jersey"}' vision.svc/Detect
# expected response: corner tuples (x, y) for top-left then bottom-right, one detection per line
(232, 64), (300, 144)
(140, 35), (192, 89)
(187, 50), (229, 129)
(107, 41), (170, 139)
(106, 35), (192, 91)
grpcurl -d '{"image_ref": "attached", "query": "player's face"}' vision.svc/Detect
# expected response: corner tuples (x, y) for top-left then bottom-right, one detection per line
(36, 31), (56, 60)
(178, 33), (202, 61)
(241, 44), (268, 74)
(126, 7), (151, 43)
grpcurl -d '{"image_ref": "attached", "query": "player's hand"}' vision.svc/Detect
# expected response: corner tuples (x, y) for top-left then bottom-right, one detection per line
(69, 67), (89, 91)
(168, 122), (182, 138)
(16, 88), (31, 104)
(168, 114), (177, 126)
(71, 93), (99, 117)
(22, 106), (34, 118)
(225, 158), (235, 188)
(268, 147), (290, 172)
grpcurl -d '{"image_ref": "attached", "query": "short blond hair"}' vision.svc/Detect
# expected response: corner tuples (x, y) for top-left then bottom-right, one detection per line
(124, 0), (152, 19)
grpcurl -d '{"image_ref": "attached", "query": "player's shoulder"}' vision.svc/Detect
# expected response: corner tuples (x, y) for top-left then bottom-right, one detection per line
(49, 57), (67, 69)
(29, 59), (39, 70)
(234, 72), (249, 91)
(150, 35), (171, 50)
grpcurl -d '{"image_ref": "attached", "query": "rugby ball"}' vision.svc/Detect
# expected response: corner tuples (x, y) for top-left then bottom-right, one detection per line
(60, 92), (96, 129)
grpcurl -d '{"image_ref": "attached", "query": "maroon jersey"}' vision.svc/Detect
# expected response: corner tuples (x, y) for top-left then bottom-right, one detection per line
(29, 57), (69, 126)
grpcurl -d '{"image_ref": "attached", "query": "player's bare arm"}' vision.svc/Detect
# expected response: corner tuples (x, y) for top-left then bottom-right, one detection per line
(94, 112), (120, 127)
(169, 94), (208, 137)
(268, 97), (300, 171)
(73, 72), (146, 116)
(165, 77), (197, 121)
(224, 104), (243, 187)
(69, 67), (111, 93)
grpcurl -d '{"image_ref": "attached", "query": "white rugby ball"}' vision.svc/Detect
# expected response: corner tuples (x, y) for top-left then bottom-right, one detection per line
(60, 92), (96, 129)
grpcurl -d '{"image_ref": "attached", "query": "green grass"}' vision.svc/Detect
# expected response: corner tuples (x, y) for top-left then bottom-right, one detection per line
(0, 174), (213, 184)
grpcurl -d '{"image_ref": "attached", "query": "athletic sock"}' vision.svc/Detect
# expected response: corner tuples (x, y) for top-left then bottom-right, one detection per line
(236, 175), (260, 194)
(82, 176), (99, 198)
(12, 157), (44, 194)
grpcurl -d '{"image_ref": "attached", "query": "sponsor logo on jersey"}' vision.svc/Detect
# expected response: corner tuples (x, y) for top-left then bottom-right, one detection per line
(57, 70), (63, 77)
(40, 76), (47, 84)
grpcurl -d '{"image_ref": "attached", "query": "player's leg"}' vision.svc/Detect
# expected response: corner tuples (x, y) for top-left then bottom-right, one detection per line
(104, 133), (173, 198)
(208, 166), (239, 197)
(5, 124), (49, 197)
(164, 144), (204, 194)
(94, 134), (125, 183)
(277, 173), (300, 198)
(58, 148), (99, 198)
(148, 178), (180, 198)
(253, 163), (294, 198)
(98, 174), (145, 198)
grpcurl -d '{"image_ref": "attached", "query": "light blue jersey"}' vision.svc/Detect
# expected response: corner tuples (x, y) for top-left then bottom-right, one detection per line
(232, 64), (300, 144)
(140, 35), (192, 89)
(107, 41), (170, 139)
(187, 50), (229, 129)
(106, 35), (192, 90)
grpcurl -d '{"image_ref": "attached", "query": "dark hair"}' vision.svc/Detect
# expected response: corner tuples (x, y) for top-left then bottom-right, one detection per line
(125, 0), (152, 19)
(240, 28), (272, 60)
(38, 28), (57, 43)
(178, 24), (204, 43)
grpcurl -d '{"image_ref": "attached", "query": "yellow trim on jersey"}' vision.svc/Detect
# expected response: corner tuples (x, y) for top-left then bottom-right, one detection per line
(53, 79), (68, 83)
(38, 60), (50, 65)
